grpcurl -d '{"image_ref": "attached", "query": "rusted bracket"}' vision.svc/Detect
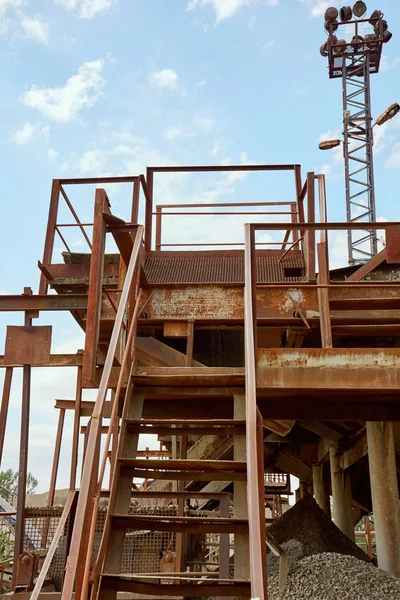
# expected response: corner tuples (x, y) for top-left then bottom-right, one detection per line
(265, 531), (288, 594)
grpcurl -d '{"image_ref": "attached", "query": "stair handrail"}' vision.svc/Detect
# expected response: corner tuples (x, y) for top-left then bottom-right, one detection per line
(81, 288), (143, 599)
(30, 491), (77, 600)
(244, 222), (268, 600)
(61, 225), (144, 600)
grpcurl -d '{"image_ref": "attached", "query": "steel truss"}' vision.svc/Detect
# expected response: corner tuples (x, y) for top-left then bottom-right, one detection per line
(342, 52), (377, 264)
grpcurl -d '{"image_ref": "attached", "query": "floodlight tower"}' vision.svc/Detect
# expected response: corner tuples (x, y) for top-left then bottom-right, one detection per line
(320, 3), (394, 264)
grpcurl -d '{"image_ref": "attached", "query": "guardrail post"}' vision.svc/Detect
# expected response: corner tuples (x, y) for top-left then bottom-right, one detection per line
(39, 179), (60, 295)
(306, 172), (316, 281)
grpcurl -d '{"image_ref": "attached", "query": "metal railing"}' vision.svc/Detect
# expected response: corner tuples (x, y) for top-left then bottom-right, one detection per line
(39, 176), (149, 295)
(145, 164), (305, 254)
(154, 201), (299, 251)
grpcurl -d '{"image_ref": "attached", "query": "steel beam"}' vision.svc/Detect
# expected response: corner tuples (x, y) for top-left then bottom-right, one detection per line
(0, 294), (88, 312)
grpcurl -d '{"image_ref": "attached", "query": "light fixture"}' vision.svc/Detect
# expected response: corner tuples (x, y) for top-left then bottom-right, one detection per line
(325, 7), (339, 21)
(320, 42), (329, 56)
(351, 34), (364, 50)
(382, 30), (392, 43)
(325, 19), (338, 32)
(364, 33), (377, 49)
(333, 39), (347, 54)
(369, 9), (382, 24)
(352, 1), (367, 17)
(319, 139), (342, 150)
(375, 103), (400, 126)
(340, 6), (352, 21)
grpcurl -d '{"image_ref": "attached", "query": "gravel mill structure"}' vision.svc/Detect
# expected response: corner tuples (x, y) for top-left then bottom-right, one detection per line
(2, 164), (400, 599)
(2, 6), (400, 599)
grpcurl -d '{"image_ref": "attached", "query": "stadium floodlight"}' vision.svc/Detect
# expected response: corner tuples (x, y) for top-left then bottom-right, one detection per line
(340, 6), (352, 22)
(353, 1), (367, 18)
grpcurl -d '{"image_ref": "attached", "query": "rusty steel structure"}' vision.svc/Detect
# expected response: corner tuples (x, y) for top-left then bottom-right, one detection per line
(1, 162), (400, 599)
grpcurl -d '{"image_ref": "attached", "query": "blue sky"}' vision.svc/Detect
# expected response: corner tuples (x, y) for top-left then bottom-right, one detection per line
(1, 0), (400, 493)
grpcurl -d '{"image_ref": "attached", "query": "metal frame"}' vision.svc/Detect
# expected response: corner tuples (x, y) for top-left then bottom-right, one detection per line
(325, 15), (385, 264)
(3, 165), (400, 596)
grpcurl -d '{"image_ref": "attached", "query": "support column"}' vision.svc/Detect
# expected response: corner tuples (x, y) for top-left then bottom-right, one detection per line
(312, 463), (331, 518)
(234, 394), (249, 581)
(366, 422), (400, 576)
(329, 445), (354, 540)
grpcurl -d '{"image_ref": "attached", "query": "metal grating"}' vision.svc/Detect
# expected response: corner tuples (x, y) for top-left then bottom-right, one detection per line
(144, 253), (305, 284)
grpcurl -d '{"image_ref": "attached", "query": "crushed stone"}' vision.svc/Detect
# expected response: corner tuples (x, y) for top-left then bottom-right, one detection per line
(268, 552), (400, 599)
(267, 539), (304, 578)
(267, 494), (370, 564)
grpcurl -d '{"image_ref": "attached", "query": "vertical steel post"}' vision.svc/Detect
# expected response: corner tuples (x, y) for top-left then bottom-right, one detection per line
(70, 361), (83, 490)
(12, 307), (33, 589)
(329, 444), (354, 540)
(312, 463), (331, 517)
(366, 422), (400, 575)
(48, 408), (66, 506)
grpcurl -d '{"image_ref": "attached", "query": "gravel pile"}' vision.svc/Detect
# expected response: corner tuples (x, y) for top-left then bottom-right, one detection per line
(267, 539), (304, 578)
(267, 495), (370, 563)
(268, 552), (400, 599)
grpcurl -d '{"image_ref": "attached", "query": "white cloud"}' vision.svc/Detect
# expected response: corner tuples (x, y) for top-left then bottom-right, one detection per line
(78, 149), (107, 173)
(10, 121), (50, 144)
(148, 68), (179, 91)
(19, 12), (49, 45)
(385, 142), (400, 169)
(48, 148), (59, 162)
(54, 0), (78, 8)
(0, 0), (21, 36)
(79, 0), (118, 19)
(186, 0), (277, 23)
(54, 0), (118, 19)
(164, 126), (186, 140)
(20, 59), (105, 122)
(298, 0), (337, 18)
(195, 79), (207, 87)
(193, 115), (216, 134)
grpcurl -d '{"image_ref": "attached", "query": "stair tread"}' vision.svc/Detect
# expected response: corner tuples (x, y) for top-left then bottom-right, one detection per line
(112, 514), (246, 524)
(110, 513), (248, 533)
(330, 297), (400, 310)
(119, 458), (247, 471)
(100, 574), (251, 597)
(103, 573), (250, 583)
(126, 419), (246, 435)
(126, 418), (246, 425)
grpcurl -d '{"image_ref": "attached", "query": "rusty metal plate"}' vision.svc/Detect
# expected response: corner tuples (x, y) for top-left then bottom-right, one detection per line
(140, 286), (244, 320)
(385, 225), (400, 264)
(4, 326), (52, 365)
(256, 288), (318, 319)
(164, 321), (188, 337)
